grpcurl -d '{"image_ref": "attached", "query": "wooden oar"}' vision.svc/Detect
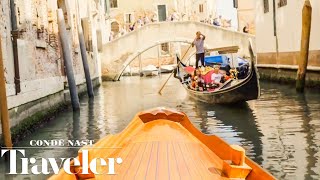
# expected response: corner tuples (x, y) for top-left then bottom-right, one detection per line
(206, 46), (239, 54)
(158, 44), (192, 95)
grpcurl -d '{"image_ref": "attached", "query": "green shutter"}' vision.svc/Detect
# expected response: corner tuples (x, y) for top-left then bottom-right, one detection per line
(105, 0), (110, 13)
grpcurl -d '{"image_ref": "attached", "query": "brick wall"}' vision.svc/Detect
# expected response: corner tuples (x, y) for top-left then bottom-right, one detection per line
(0, 0), (110, 109)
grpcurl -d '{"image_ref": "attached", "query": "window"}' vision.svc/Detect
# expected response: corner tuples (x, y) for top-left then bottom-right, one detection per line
(278, 0), (287, 7)
(157, 5), (167, 22)
(125, 14), (133, 24)
(263, 0), (269, 13)
(105, 0), (110, 13)
(233, 0), (238, 8)
(199, 4), (204, 13)
(160, 43), (169, 55)
(110, 0), (118, 8)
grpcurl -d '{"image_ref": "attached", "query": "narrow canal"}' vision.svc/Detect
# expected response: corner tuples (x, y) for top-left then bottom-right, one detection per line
(1, 75), (319, 180)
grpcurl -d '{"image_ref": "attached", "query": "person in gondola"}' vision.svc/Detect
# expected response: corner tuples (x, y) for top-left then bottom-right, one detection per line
(210, 65), (223, 88)
(191, 69), (206, 91)
(220, 70), (231, 83)
(192, 31), (206, 68)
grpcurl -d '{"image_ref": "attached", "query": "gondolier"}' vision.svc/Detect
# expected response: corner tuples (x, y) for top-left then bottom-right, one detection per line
(192, 31), (206, 68)
(175, 45), (260, 104)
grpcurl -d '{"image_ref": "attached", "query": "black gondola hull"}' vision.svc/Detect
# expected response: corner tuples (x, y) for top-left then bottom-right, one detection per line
(183, 62), (260, 104)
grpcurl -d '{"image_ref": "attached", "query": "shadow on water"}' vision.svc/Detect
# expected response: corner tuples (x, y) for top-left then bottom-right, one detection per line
(71, 111), (80, 141)
(192, 101), (264, 165)
(69, 98), (100, 154)
(86, 98), (100, 140)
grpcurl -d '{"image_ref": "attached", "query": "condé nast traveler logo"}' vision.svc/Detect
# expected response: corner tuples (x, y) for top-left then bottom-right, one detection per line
(1, 139), (123, 175)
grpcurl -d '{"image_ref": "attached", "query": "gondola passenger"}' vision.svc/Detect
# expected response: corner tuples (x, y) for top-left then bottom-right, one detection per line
(210, 65), (223, 88)
(191, 69), (206, 91)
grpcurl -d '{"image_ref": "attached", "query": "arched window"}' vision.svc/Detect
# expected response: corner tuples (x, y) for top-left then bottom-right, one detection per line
(111, 21), (120, 33)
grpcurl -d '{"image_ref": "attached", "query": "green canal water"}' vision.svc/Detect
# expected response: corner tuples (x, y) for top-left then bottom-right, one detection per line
(0, 75), (319, 180)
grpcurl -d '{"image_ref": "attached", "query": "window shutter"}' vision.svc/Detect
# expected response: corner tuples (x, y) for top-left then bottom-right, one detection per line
(233, 0), (238, 8)
(278, 0), (287, 7)
(263, 0), (269, 13)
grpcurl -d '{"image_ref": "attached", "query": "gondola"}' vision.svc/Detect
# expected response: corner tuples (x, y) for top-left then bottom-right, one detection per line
(49, 107), (274, 179)
(176, 45), (260, 104)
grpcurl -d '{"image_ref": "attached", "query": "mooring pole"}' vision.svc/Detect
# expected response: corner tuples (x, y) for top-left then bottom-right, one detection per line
(57, 9), (80, 111)
(76, 0), (94, 98)
(0, 36), (13, 150)
(296, 0), (312, 92)
(78, 27), (94, 98)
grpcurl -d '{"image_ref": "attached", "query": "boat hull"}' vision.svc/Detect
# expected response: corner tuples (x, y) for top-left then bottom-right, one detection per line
(160, 65), (176, 73)
(49, 107), (274, 180)
(142, 70), (159, 76)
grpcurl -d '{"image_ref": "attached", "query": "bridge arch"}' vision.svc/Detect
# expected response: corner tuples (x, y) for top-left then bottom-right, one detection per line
(101, 21), (255, 80)
(113, 39), (195, 81)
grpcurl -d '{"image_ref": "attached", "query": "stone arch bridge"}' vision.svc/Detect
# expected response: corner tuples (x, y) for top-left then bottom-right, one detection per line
(101, 21), (255, 81)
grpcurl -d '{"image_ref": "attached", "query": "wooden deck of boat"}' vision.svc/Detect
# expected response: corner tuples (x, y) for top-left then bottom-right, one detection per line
(50, 108), (274, 180)
(106, 120), (228, 180)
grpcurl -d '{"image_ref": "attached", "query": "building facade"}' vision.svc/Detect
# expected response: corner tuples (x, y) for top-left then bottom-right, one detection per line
(108, 0), (189, 67)
(256, 0), (320, 67)
(107, 0), (221, 68)
(108, 0), (222, 33)
(0, 0), (111, 132)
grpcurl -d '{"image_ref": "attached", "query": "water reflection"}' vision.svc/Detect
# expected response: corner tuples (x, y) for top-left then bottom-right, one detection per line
(71, 111), (80, 141)
(296, 93), (318, 180)
(86, 99), (99, 140)
(192, 102), (263, 164)
(250, 82), (320, 180)
(0, 76), (319, 180)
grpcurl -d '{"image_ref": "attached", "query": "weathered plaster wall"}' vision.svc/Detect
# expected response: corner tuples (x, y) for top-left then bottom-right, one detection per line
(238, 0), (255, 34)
(0, 0), (110, 131)
(109, 0), (215, 29)
(109, 0), (177, 24)
(1, 0), (17, 93)
(256, 0), (320, 67)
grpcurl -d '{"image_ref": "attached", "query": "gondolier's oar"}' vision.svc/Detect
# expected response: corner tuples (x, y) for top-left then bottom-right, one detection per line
(158, 44), (192, 95)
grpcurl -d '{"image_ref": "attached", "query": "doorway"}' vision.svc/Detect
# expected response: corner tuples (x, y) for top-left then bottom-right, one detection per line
(157, 5), (167, 22)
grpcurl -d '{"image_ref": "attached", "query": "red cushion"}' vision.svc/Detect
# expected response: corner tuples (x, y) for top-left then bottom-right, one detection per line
(202, 70), (214, 84)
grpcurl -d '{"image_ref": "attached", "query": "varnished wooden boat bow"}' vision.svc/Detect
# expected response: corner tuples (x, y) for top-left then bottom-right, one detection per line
(49, 107), (275, 180)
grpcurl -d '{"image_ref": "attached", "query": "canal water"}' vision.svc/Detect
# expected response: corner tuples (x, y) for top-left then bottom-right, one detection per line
(0, 75), (319, 180)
